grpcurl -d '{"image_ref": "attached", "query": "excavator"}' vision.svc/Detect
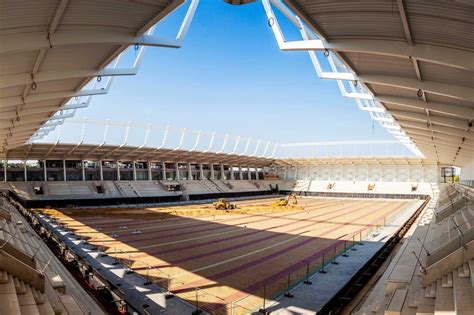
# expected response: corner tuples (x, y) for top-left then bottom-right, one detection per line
(272, 194), (297, 207)
(213, 199), (237, 210)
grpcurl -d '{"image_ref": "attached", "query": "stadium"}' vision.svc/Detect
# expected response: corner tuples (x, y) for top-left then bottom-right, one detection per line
(0, 1), (473, 314)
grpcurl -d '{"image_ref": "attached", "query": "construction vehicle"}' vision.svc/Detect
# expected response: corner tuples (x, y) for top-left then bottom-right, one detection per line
(213, 199), (237, 210)
(272, 194), (297, 207)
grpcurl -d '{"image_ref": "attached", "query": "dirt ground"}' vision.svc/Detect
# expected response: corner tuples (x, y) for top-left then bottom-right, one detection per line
(41, 197), (415, 314)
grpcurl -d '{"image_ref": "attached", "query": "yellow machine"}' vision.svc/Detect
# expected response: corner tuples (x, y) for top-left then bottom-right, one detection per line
(213, 199), (237, 210)
(272, 194), (297, 207)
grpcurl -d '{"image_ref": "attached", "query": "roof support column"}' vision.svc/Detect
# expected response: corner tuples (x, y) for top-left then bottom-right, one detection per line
(161, 162), (166, 180)
(230, 166), (235, 180)
(81, 161), (85, 181)
(148, 162), (152, 181)
(188, 163), (193, 180)
(63, 160), (66, 182)
(99, 160), (103, 181)
(283, 166), (288, 180)
(210, 164), (215, 180)
(116, 161), (120, 181)
(23, 160), (28, 182)
(247, 166), (252, 180)
(43, 160), (47, 181)
(255, 166), (260, 180)
(132, 161), (137, 181)
(3, 160), (6, 182)
(220, 164), (225, 180)
(239, 166), (243, 180)
(199, 164), (204, 180)
(175, 162), (180, 181)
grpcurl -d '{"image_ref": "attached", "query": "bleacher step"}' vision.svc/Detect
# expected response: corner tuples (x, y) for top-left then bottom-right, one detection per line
(424, 283), (436, 298)
(468, 260), (474, 287)
(434, 280), (455, 314)
(441, 272), (453, 288)
(13, 277), (26, 294)
(32, 288), (45, 304)
(36, 299), (55, 315)
(19, 285), (40, 315)
(453, 272), (474, 313)
(0, 274), (21, 314)
(457, 263), (469, 278)
(415, 304), (434, 315)
(407, 288), (421, 308)
(385, 288), (408, 315)
(0, 270), (8, 284)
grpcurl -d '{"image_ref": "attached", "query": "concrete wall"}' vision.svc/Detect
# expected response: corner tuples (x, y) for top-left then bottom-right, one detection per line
(279, 162), (438, 183)
(460, 159), (474, 182)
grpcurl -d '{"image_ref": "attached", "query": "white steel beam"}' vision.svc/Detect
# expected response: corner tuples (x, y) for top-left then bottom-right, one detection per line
(264, 0), (473, 71)
(396, 120), (474, 139)
(0, 31), (183, 55)
(358, 75), (474, 102)
(390, 110), (470, 130)
(396, 0), (412, 44)
(1, 88), (109, 108)
(416, 146), (472, 159)
(404, 128), (473, 144)
(409, 136), (474, 153)
(0, 68), (137, 89)
(378, 95), (474, 120)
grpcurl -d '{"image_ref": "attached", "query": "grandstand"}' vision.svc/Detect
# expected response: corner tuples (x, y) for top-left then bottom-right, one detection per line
(0, 0), (473, 315)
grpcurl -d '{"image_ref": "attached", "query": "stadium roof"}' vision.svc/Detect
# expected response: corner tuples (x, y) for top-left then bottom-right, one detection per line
(263, 0), (473, 167)
(1, 0), (472, 168)
(4, 142), (274, 167)
(277, 156), (437, 167)
(0, 0), (195, 151)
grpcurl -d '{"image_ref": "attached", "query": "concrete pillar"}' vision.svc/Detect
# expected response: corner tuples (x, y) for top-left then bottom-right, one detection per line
(210, 164), (215, 180)
(132, 161), (137, 181)
(175, 162), (180, 180)
(239, 166), (243, 180)
(43, 160), (47, 181)
(199, 164), (204, 180)
(220, 164), (225, 180)
(247, 167), (252, 180)
(24, 160), (27, 182)
(63, 160), (67, 182)
(230, 165), (235, 180)
(161, 162), (166, 180)
(116, 161), (120, 181)
(82, 160), (85, 181)
(148, 162), (152, 181)
(3, 160), (6, 182)
(255, 166), (259, 180)
(99, 160), (103, 181)
(188, 163), (193, 180)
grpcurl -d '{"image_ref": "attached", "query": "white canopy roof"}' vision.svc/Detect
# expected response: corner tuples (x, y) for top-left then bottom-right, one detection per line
(0, 0), (186, 151)
(265, 0), (473, 166)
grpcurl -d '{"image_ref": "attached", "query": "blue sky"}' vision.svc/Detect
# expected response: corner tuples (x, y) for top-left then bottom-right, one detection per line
(65, 0), (394, 145)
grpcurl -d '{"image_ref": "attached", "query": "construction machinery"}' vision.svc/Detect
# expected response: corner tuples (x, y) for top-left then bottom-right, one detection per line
(213, 199), (237, 210)
(272, 194), (297, 207)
